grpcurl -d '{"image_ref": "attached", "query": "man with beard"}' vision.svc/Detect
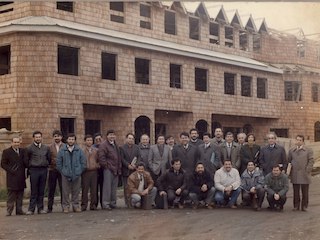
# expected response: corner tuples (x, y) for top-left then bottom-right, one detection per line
(47, 130), (64, 213)
(57, 133), (86, 213)
(211, 128), (225, 146)
(157, 159), (188, 209)
(189, 162), (215, 209)
(214, 160), (241, 208)
(189, 128), (204, 147)
(26, 131), (51, 215)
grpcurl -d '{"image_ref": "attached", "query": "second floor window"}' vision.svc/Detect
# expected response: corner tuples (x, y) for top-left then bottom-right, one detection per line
(189, 17), (200, 40)
(0, 45), (10, 75)
(102, 52), (116, 80)
(224, 73), (235, 95)
(241, 75), (252, 97)
(110, 2), (124, 23)
(56, 2), (73, 12)
(140, 3), (151, 29)
(135, 58), (150, 84)
(170, 64), (181, 88)
(58, 45), (79, 76)
(312, 83), (319, 102)
(195, 68), (207, 91)
(285, 81), (302, 101)
(257, 78), (267, 99)
(165, 10), (176, 35)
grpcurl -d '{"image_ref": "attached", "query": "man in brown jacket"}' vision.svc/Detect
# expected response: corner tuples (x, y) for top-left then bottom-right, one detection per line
(288, 135), (314, 211)
(81, 135), (99, 211)
(127, 162), (157, 208)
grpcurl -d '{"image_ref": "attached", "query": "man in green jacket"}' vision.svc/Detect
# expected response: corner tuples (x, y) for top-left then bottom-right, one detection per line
(265, 165), (289, 211)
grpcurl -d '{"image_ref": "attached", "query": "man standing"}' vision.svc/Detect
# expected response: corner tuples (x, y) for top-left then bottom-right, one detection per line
(259, 133), (287, 176)
(26, 131), (50, 215)
(172, 132), (199, 175)
(127, 162), (157, 209)
(211, 128), (225, 146)
(120, 133), (140, 207)
(220, 132), (241, 170)
(165, 135), (175, 150)
(189, 162), (215, 209)
(1, 137), (28, 216)
(288, 135), (314, 211)
(47, 130), (64, 213)
(93, 133), (104, 209)
(148, 135), (172, 184)
(157, 159), (188, 209)
(57, 133), (86, 213)
(265, 165), (289, 211)
(214, 160), (241, 208)
(98, 130), (122, 210)
(198, 132), (221, 179)
(237, 133), (247, 147)
(189, 128), (204, 147)
(81, 135), (99, 211)
(138, 134), (151, 169)
(241, 161), (265, 211)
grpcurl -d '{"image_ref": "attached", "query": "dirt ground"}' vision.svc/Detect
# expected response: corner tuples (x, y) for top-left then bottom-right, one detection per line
(0, 175), (319, 240)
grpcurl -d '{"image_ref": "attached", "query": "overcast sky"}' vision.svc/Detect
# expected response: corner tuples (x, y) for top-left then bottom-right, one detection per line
(182, 1), (320, 39)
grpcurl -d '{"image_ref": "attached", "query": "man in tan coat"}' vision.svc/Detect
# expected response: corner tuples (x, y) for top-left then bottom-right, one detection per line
(288, 135), (314, 211)
(127, 162), (157, 208)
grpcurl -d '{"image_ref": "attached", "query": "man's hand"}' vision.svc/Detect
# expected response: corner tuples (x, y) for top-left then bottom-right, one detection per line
(274, 193), (280, 200)
(160, 191), (166, 196)
(141, 188), (149, 196)
(224, 185), (232, 194)
(250, 187), (256, 193)
(175, 188), (182, 195)
(128, 164), (135, 170)
(201, 184), (208, 192)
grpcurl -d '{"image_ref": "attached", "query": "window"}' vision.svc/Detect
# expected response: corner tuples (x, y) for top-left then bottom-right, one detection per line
(189, 17), (200, 40)
(140, 3), (151, 29)
(312, 83), (319, 102)
(195, 68), (207, 92)
(135, 58), (149, 84)
(317, 46), (320, 62)
(58, 45), (79, 76)
(110, 2), (124, 23)
(60, 118), (75, 142)
(241, 76), (252, 97)
(253, 33), (261, 52)
(164, 10), (176, 35)
(0, 45), (10, 75)
(225, 26), (233, 47)
(170, 64), (181, 88)
(85, 120), (101, 136)
(270, 128), (289, 138)
(0, 2), (13, 14)
(102, 52), (116, 80)
(257, 78), (267, 99)
(209, 22), (219, 44)
(297, 39), (305, 58)
(224, 73), (235, 95)
(0, 117), (11, 131)
(56, 2), (73, 12)
(285, 81), (302, 101)
(239, 30), (248, 51)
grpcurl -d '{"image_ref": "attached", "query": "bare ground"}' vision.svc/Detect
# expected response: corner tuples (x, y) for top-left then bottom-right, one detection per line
(0, 175), (320, 240)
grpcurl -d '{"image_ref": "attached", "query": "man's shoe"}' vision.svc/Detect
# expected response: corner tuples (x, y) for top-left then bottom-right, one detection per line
(292, 207), (299, 211)
(16, 211), (26, 215)
(6, 212), (12, 216)
(90, 206), (97, 211)
(256, 207), (261, 211)
(47, 209), (52, 213)
(301, 207), (308, 212)
(205, 203), (213, 209)
(230, 205), (237, 209)
(103, 206), (112, 211)
(63, 209), (69, 214)
(38, 210), (47, 214)
(26, 211), (34, 215)
(178, 203), (184, 209)
(73, 208), (81, 213)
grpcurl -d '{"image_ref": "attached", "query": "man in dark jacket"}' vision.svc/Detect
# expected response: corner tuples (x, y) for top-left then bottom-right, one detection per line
(138, 134), (151, 169)
(172, 132), (199, 175)
(57, 133), (86, 213)
(259, 133), (287, 175)
(157, 159), (188, 209)
(189, 128), (204, 147)
(26, 130), (50, 215)
(120, 133), (140, 207)
(265, 165), (289, 211)
(1, 136), (28, 216)
(241, 161), (265, 211)
(189, 162), (215, 209)
(98, 129), (122, 210)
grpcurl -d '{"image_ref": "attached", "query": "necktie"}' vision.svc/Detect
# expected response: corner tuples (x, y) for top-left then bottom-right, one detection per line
(15, 149), (19, 155)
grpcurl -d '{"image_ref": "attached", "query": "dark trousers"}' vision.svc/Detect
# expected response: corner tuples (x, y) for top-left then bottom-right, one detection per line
(167, 189), (189, 206)
(122, 176), (129, 206)
(293, 184), (309, 209)
(242, 188), (265, 208)
(96, 168), (104, 208)
(28, 168), (47, 213)
(267, 193), (286, 209)
(7, 190), (24, 214)
(150, 171), (160, 187)
(47, 169), (62, 211)
(81, 170), (98, 210)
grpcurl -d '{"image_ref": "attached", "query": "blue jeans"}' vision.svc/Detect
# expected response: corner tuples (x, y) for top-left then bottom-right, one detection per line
(215, 188), (241, 206)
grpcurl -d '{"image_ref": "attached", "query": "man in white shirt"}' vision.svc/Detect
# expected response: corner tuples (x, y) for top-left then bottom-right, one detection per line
(214, 159), (241, 208)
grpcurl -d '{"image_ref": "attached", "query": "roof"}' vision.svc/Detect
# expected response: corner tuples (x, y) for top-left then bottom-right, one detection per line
(0, 16), (282, 74)
(271, 64), (320, 75)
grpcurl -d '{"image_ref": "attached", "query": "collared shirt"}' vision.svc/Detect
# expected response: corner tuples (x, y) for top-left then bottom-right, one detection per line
(183, 144), (189, 149)
(55, 142), (62, 153)
(34, 142), (41, 148)
(138, 174), (144, 192)
(67, 145), (75, 152)
(205, 143), (210, 148)
(12, 147), (19, 155)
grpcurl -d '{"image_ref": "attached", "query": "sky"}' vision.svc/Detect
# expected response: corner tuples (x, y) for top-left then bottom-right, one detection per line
(182, 1), (320, 39)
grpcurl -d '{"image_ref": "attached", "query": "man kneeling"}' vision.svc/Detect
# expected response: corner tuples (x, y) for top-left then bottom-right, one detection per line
(127, 162), (157, 208)
(241, 161), (265, 211)
(189, 162), (215, 209)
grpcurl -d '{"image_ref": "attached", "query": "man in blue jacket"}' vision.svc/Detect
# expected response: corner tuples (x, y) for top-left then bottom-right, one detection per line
(57, 133), (86, 213)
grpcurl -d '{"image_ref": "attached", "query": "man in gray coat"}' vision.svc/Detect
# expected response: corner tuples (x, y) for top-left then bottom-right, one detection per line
(220, 132), (241, 170)
(288, 135), (314, 211)
(148, 135), (172, 184)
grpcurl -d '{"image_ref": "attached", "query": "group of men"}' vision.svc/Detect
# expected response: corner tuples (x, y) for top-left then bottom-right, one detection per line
(0, 127), (314, 216)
